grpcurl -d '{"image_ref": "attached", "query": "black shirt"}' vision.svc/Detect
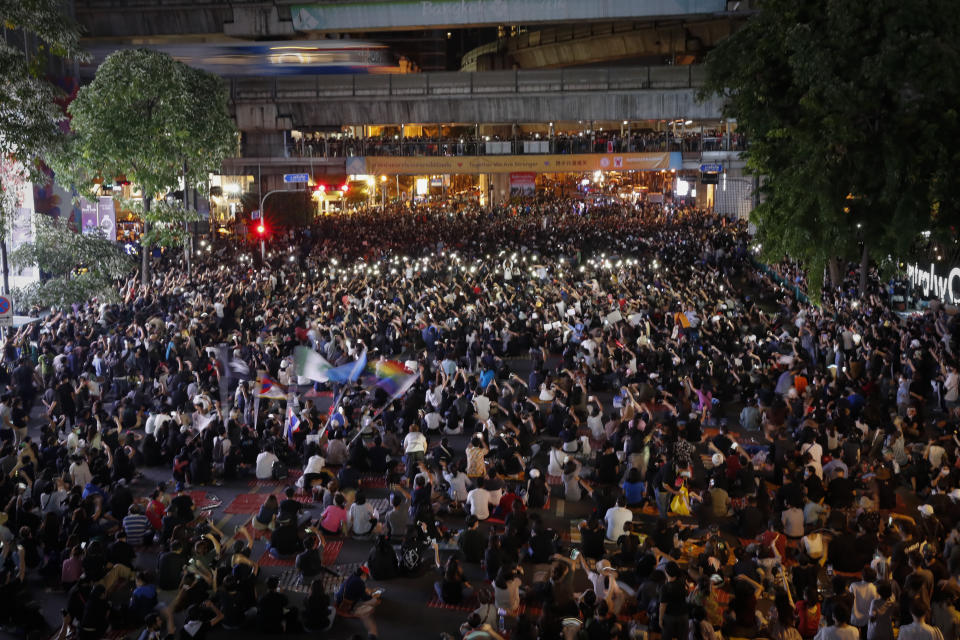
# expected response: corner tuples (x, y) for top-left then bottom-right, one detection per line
(458, 527), (486, 564)
(827, 477), (855, 509)
(269, 524), (303, 555)
(528, 530), (557, 563)
(256, 590), (288, 630)
(659, 579), (688, 617)
(156, 551), (186, 590)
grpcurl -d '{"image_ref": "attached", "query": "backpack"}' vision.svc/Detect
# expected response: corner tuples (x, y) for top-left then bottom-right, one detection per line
(272, 460), (288, 480)
(399, 537), (425, 575)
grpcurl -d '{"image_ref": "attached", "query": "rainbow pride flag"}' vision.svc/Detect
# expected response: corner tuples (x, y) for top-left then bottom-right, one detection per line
(366, 359), (417, 396)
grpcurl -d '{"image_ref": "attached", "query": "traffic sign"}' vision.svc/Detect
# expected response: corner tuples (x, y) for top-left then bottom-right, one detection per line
(283, 173), (310, 184)
(0, 296), (12, 327)
(251, 209), (260, 220)
(699, 163), (722, 173)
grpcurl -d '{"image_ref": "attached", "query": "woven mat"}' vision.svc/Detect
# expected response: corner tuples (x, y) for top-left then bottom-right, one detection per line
(426, 594), (480, 612)
(322, 539), (343, 565)
(225, 492), (310, 515)
(248, 468), (303, 487)
(185, 490), (221, 510)
(359, 474), (388, 489)
(258, 551), (295, 567)
(278, 561), (362, 595)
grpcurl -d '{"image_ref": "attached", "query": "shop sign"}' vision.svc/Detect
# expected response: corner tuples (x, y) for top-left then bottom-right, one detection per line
(906, 262), (960, 303)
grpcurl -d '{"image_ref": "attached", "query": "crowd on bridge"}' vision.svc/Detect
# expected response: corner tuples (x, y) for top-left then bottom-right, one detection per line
(0, 198), (957, 640)
(289, 129), (746, 159)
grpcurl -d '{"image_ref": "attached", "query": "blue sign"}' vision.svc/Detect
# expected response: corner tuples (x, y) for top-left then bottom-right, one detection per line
(251, 210), (260, 220)
(284, 173), (310, 184)
(700, 163), (723, 173)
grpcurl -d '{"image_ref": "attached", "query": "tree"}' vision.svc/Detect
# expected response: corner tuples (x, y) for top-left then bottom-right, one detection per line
(701, 0), (960, 298)
(1, 0), (86, 294)
(9, 214), (132, 310)
(0, 0), (85, 179)
(50, 48), (236, 284)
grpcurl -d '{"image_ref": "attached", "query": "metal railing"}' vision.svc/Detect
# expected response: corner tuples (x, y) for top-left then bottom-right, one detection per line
(281, 133), (745, 158)
(230, 65), (708, 102)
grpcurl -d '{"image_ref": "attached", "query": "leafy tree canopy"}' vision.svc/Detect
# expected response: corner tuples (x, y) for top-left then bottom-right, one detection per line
(51, 48), (237, 204)
(9, 214), (132, 309)
(702, 0), (960, 294)
(1, 0), (86, 183)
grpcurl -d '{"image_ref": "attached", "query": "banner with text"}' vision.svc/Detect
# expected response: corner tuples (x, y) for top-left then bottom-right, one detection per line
(510, 172), (537, 196)
(358, 152), (676, 176)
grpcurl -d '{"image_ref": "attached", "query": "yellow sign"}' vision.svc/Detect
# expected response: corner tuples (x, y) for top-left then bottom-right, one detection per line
(355, 152), (674, 176)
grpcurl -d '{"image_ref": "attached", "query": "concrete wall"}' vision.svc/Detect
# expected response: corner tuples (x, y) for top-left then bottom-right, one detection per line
(242, 90), (725, 129)
(75, 0), (729, 38)
(230, 65), (725, 129)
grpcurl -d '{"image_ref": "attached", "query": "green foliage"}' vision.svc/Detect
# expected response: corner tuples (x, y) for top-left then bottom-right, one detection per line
(0, 0), (87, 181)
(702, 0), (960, 295)
(49, 48), (237, 227)
(131, 198), (200, 249)
(9, 214), (133, 309)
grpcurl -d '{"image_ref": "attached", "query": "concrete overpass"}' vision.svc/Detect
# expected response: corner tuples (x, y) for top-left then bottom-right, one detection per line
(461, 18), (742, 70)
(232, 65), (724, 133)
(74, 0), (733, 39)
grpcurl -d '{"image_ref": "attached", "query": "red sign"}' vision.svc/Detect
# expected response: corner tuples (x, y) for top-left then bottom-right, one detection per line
(509, 172), (537, 195)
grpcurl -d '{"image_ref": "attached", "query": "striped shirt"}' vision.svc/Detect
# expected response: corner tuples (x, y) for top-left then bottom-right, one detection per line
(122, 513), (152, 545)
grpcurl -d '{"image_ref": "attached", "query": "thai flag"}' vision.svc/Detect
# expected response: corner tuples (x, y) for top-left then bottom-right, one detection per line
(285, 404), (300, 446)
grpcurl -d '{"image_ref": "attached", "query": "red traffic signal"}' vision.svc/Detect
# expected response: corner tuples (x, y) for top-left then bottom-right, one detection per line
(256, 224), (265, 235)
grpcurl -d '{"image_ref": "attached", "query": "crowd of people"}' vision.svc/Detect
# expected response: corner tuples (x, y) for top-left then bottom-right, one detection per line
(288, 129), (746, 158)
(0, 198), (958, 640)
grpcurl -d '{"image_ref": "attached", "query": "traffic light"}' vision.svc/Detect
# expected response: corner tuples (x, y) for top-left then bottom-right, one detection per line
(340, 183), (349, 193)
(314, 184), (326, 193)
(256, 224), (265, 235)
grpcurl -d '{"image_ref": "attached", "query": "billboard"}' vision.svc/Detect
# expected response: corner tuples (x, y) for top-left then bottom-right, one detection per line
(359, 152), (677, 176)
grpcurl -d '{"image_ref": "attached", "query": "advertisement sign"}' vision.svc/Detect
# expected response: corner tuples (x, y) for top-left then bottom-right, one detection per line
(509, 172), (537, 196)
(80, 198), (99, 235)
(362, 152), (675, 176)
(906, 262), (960, 304)
(97, 196), (116, 242)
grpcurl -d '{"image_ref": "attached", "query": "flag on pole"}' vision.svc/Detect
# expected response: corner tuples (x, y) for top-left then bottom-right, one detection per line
(365, 359), (418, 396)
(326, 349), (368, 384)
(285, 394), (301, 446)
(294, 346), (333, 382)
(256, 374), (287, 399)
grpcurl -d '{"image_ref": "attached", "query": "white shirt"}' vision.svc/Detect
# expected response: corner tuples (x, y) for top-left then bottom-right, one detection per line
(886, 622), (942, 640)
(604, 506), (633, 540)
(304, 454), (325, 475)
(443, 471), (469, 502)
(403, 431), (427, 454)
(927, 444), (947, 469)
(255, 451), (279, 479)
(347, 502), (377, 536)
(848, 580), (878, 626)
(213, 436), (231, 458)
(466, 487), (492, 520)
(547, 449), (567, 476)
(70, 461), (92, 487)
(473, 396), (491, 421)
